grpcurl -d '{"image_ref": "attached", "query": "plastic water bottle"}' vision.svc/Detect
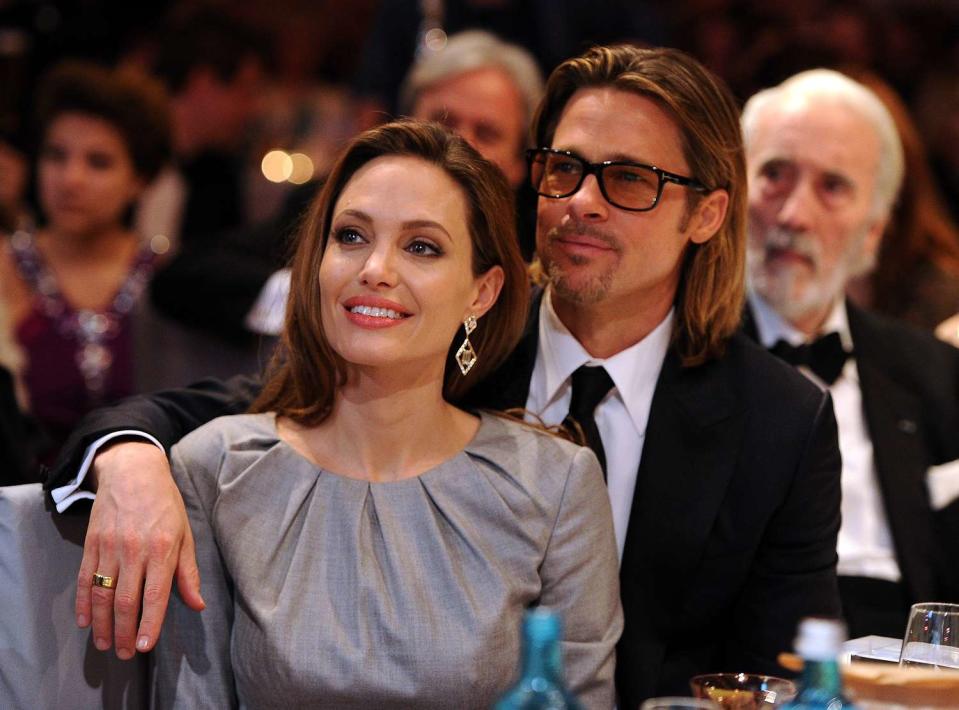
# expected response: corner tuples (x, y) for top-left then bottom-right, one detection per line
(494, 608), (584, 710)
(783, 617), (857, 709)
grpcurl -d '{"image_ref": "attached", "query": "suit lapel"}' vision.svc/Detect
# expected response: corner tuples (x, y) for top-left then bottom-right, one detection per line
(847, 304), (937, 600)
(617, 346), (746, 698)
(740, 305), (760, 342)
(622, 348), (745, 586)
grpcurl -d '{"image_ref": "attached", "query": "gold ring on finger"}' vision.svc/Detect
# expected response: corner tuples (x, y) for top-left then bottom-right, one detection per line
(92, 572), (117, 589)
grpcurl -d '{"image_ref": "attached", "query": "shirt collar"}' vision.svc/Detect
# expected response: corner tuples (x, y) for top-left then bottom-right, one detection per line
(538, 288), (673, 433)
(748, 291), (853, 351)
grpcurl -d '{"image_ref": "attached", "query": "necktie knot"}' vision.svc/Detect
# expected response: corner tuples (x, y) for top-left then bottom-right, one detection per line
(569, 365), (615, 418)
(565, 365), (615, 477)
(770, 332), (849, 385)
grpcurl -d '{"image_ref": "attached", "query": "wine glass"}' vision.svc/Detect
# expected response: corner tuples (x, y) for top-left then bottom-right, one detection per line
(640, 698), (719, 710)
(898, 602), (959, 670)
(689, 673), (797, 708)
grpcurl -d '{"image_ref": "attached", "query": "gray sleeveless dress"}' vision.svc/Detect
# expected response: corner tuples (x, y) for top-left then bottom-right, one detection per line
(154, 411), (621, 709)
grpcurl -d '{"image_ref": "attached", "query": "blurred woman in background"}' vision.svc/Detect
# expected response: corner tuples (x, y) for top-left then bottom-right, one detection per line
(0, 61), (171, 459)
(846, 71), (959, 330)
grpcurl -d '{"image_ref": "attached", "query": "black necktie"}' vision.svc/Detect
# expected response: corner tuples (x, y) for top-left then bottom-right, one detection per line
(769, 332), (849, 385)
(564, 365), (615, 478)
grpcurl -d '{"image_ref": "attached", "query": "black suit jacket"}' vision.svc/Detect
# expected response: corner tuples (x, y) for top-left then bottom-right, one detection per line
(1, 364), (39, 486)
(746, 300), (959, 606)
(463, 293), (842, 703)
(48, 294), (843, 705)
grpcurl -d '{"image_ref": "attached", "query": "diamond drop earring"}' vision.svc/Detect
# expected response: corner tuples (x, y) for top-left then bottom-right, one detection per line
(455, 315), (478, 375)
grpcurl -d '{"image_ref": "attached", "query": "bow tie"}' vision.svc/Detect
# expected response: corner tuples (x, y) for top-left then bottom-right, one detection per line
(769, 332), (850, 385)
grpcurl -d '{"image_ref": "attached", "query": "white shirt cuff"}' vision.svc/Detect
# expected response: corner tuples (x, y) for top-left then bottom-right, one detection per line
(245, 268), (290, 336)
(927, 459), (959, 511)
(50, 430), (165, 513)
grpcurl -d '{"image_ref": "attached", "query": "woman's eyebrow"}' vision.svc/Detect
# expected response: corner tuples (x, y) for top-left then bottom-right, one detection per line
(401, 219), (452, 240)
(334, 208), (373, 223)
(333, 211), (453, 242)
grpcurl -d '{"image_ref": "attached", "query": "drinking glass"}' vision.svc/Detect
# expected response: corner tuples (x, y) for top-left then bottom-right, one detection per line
(689, 673), (797, 708)
(898, 602), (959, 670)
(640, 698), (718, 710)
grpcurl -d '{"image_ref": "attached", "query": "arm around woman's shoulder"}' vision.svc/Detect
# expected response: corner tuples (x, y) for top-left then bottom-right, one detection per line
(539, 443), (622, 710)
(46, 374), (262, 491)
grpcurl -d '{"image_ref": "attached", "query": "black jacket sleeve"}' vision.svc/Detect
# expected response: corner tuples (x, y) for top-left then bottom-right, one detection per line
(43, 375), (262, 490)
(1, 365), (41, 486)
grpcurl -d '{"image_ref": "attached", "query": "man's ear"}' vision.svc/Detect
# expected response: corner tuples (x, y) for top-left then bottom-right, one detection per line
(686, 189), (729, 245)
(469, 265), (505, 320)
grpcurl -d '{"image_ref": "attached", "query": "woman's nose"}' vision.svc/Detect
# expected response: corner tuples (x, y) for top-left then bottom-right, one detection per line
(358, 244), (398, 287)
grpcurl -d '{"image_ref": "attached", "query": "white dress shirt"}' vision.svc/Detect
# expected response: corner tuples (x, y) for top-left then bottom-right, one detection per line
(526, 289), (673, 559)
(245, 268), (291, 335)
(134, 165), (187, 255)
(748, 292), (902, 582)
(50, 430), (165, 512)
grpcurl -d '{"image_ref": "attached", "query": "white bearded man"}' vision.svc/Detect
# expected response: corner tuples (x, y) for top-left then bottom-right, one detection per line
(743, 69), (959, 637)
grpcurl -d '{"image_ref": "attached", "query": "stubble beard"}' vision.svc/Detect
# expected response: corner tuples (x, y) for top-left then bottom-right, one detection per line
(544, 254), (616, 305)
(539, 223), (622, 306)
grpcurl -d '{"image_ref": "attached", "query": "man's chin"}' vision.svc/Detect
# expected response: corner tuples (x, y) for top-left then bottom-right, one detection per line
(542, 249), (617, 304)
(756, 282), (834, 324)
(550, 270), (611, 306)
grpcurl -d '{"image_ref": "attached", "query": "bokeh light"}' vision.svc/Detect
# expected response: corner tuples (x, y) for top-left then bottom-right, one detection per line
(288, 153), (314, 184)
(261, 150), (293, 183)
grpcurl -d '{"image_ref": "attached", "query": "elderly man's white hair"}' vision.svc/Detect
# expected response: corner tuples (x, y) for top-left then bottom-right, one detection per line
(741, 69), (904, 220)
(399, 30), (544, 132)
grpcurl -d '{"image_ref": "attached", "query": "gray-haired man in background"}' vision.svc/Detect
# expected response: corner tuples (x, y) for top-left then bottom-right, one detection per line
(400, 29), (543, 189)
(742, 69), (959, 637)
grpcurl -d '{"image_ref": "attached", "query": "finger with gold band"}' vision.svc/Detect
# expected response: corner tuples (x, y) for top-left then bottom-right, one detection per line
(92, 572), (117, 590)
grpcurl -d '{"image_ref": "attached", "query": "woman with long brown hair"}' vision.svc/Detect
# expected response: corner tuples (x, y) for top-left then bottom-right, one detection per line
(845, 71), (959, 330)
(153, 121), (621, 708)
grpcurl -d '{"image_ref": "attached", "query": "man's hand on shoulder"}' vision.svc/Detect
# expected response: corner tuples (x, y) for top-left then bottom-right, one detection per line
(75, 441), (205, 659)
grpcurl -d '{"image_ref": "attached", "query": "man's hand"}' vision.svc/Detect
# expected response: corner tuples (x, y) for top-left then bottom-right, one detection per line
(75, 441), (205, 659)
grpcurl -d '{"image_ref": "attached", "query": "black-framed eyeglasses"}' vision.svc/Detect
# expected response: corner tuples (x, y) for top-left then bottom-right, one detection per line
(526, 147), (709, 212)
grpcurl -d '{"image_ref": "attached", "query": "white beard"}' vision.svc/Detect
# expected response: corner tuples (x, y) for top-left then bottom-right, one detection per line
(747, 225), (875, 323)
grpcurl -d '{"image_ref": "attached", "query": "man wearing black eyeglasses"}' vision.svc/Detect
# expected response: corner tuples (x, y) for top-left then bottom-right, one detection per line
(527, 147), (709, 212)
(45, 46), (842, 705)
(467, 46), (842, 704)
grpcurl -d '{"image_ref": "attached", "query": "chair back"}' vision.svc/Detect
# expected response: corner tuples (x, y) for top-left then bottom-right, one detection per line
(0, 483), (150, 708)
